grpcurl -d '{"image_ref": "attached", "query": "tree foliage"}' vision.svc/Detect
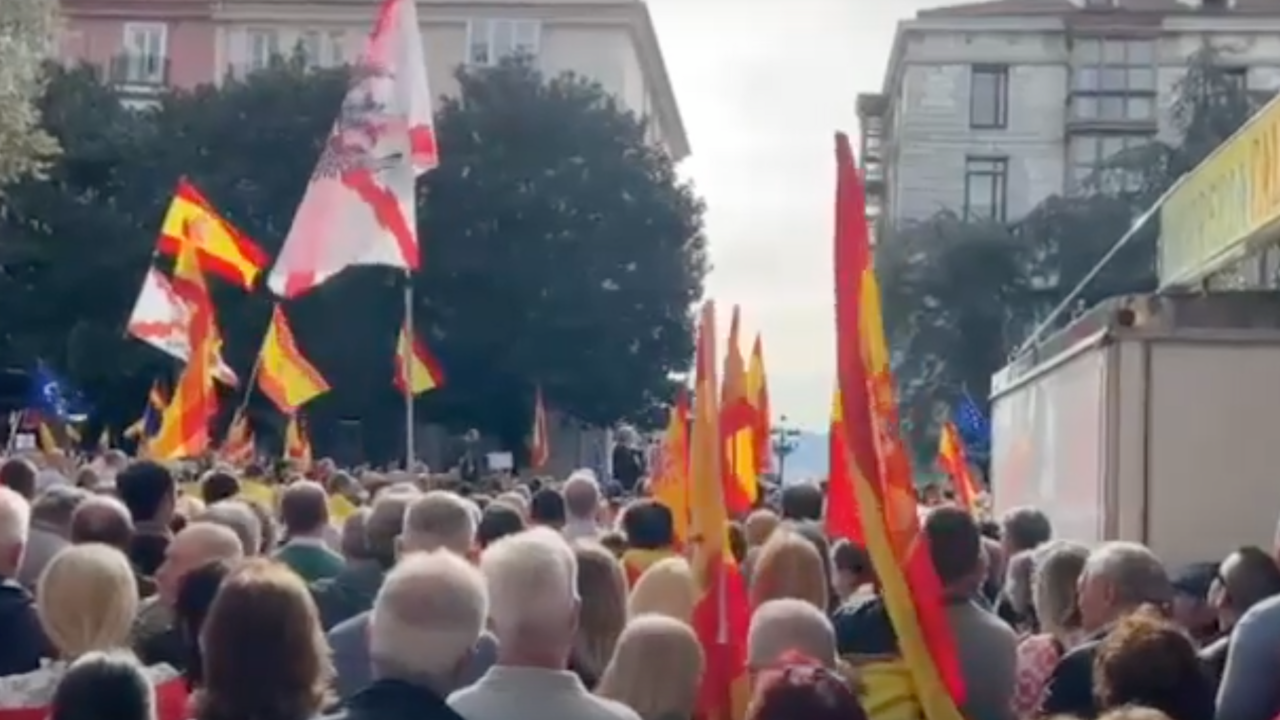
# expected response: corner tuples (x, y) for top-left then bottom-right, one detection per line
(0, 0), (60, 192)
(881, 45), (1258, 460)
(0, 57), (706, 461)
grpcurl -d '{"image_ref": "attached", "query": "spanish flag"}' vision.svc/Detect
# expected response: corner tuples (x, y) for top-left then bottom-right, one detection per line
(149, 243), (219, 461)
(831, 131), (965, 717)
(938, 420), (980, 514)
(284, 413), (312, 468)
(529, 385), (550, 469)
(719, 306), (756, 515)
(221, 410), (255, 465)
(393, 322), (445, 395)
(257, 306), (330, 414)
(824, 388), (862, 544)
(689, 301), (750, 720)
(157, 178), (268, 290)
(746, 334), (771, 475)
(37, 422), (59, 454)
(650, 388), (691, 548)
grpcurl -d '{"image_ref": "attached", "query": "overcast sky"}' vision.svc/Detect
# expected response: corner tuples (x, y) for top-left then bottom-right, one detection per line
(645, 0), (951, 431)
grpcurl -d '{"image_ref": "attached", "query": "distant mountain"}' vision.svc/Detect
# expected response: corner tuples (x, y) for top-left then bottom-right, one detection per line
(777, 430), (827, 484)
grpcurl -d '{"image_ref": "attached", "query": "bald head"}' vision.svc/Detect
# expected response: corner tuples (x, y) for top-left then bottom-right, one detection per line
(747, 598), (837, 669)
(157, 521), (244, 606)
(70, 496), (134, 551)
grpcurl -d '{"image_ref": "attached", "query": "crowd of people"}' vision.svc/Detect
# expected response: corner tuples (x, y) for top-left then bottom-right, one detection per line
(0, 450), (1273, 720)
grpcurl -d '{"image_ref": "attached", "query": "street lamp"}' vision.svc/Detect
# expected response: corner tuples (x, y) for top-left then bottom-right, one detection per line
(770, 415), (802, 481)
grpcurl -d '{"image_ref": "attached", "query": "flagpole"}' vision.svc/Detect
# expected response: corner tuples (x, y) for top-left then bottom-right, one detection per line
(4, 410), (24, 454)
(402, 271), (415, 470)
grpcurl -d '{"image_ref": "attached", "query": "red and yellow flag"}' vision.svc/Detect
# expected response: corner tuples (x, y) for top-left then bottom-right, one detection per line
(832, 131), (965, 717)
(746, 334), (771, 475)
(938, 421), (980, 514)
(257, 306), (330, 414)
(157, 178), (268, 290)
(149, 243), (219, 460)
(393, 323), (445, 395)
(689, 301), (750, 720)
(285, 414), (312, 468)
(719, 306), (756, 515)
(529, 385), (550, 468)
(651, 388), (691, 547)
(824, 388), (862, 545)
(220, 410), (255, 466)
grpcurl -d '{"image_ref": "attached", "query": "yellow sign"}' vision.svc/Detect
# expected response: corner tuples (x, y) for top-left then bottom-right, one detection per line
(1160, 95), (1280, 287)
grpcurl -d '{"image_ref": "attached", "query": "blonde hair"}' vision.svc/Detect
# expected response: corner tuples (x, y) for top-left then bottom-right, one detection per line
(573, 541), (628, 680)
(749, 529), (828, 612)
(628, 556), (697, 623)
(37, 543), (140, 657)
(596, 614), (703, 720)
(1098, 710), (1174, 720)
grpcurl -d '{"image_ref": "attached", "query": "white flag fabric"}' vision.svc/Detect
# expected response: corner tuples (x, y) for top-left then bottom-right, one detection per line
(266, 0), (439, 299)
(126, 267), (239, 386)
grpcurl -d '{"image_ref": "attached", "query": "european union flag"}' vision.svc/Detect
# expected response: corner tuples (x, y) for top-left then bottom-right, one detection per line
(954, 390), (990, 454)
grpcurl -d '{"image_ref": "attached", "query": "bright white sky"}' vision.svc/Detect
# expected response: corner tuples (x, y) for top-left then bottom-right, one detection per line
(645, 0), (950, 431)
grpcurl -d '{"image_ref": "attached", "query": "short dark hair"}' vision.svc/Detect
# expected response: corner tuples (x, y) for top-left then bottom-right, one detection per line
(1224, 546), (1280, 614)
(831, 538), (870, 576)
(780, 483), (823, 522)
(70, 497), (135, 551)
(176, 559), (234, 689)
(279, 482), (329, 536)
(621, 500), (674, 551)
(51, 650), (155, 720)
(529, 488), (566, 528)
(116, 461), (176, 523)
(747, 651), (867, 720)
(923, 505), (983, 589)
(201, 471), (241, 506)
(477, 503), (525, 549)
(0, 458), (37, 500)
(1093, 606), (1214, 719)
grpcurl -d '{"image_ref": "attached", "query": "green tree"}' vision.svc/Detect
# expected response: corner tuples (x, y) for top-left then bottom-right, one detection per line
(0, 0), (59, 193)
(417, 59), (706, 451)
(1, 57), (706, 460)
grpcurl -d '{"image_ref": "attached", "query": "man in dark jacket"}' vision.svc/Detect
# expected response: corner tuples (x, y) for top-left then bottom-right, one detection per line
(1040, 541), (1173, 718)
(0, 486), (52, 675)
(312, 488), (413, 631)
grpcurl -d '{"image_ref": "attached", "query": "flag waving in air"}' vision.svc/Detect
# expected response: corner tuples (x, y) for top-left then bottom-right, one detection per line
(393, 323), (445, 394)
(529, 386), (550, 469)
(719, 306), (757, 514)
(127, 267), (239, 386)
(267, 0), (438, 298)
(157, 179), (267, 290)
(651, 388), (691, 548)
(746, 334), (771, 475)
(257, 306), (330, 414)
(149, 243), (219, 461)
(688, 301), (751, 720)
(832, 131), (965, 718)
(285, 414), (312, 468)
(124, 381), (168, 442)
(938, 420), (980, 513)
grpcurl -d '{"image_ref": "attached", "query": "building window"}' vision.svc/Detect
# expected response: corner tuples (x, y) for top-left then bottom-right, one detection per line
(1068, 133), (1150, 193)
(1071, 38), (1156, 124)
(247, 29), (280, 72)
(121, 22), (167, 84)
(970, 65), (1009, 129)
(1222, 66), (1248, 93)
(963, 157), (1008, 222)
(467, 19), (541, 66)
(326, 31), (346, 66)
(297, 30), (322, 68)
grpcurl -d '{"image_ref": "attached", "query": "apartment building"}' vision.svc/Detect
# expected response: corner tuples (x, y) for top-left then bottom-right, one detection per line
(858, 0), (1280, 228)
(57, 0), (688, 159)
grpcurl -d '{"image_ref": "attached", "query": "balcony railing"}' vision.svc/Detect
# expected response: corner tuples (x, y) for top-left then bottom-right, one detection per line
(106, 53), (170, 88)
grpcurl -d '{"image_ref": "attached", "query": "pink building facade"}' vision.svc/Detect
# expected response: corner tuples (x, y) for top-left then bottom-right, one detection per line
(58, 0), (217, 92)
